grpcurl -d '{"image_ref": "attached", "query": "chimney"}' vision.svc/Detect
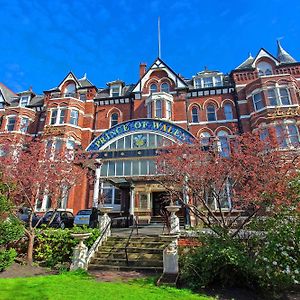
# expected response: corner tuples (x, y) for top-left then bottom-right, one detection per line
(139, 62), (147, 78)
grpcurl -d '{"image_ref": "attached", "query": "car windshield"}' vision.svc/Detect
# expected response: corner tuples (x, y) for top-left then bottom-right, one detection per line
(77, 210), (92, 216)
(44, 211), (55, 218)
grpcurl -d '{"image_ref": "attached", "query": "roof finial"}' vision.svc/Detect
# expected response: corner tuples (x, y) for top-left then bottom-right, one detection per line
(276, 38), (296, 64)
(248, 52), (253, 58)
(158, 16), (161, 58)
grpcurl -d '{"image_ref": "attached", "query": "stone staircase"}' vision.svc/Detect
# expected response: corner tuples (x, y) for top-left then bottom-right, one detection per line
(150, 216), (185, 227)
(88, 235), (174, 272)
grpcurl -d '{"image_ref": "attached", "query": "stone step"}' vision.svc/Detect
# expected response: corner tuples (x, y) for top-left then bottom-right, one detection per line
(90, 257), (163, 267)
(95, 251), (163, 260)
(98, 246), (165, 254)
(108, 236), (175, 243)
(103, 241), (168, 248)
(88, 264), (163, 272)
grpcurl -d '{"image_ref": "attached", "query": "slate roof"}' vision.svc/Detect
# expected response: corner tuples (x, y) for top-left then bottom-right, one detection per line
(0, 82), (17, 103)
(277, 40), (297, 64)
(235, 54), (254, 70)
(95, 84), (135, 99)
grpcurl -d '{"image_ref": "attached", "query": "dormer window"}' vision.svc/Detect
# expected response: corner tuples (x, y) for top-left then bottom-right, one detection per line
(150, 83), (157, 94)
(64, 83), (76, 97)
(161, 82), (170, 93)
(20, 95), (30, 107)
(110, 85), (121, 97)
(193, 74), (223, 89)
(203, 77), (213, 88)
(257, 62), (273, 77)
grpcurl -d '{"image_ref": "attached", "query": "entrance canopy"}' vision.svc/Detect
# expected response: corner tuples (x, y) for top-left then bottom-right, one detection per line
(86, 118), (195, 151)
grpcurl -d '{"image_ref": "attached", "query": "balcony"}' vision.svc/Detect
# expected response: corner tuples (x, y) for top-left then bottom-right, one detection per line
(145, 92), (173, 105)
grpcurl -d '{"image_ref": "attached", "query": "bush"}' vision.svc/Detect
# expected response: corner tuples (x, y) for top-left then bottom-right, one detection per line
(0, 217), (24, 246)
(252, 207), (300, 292)
(180, 207), (300, 295)
(34, 226), (100, 268)
(180, 234), (255, 290)
(0, 249), (17, 272)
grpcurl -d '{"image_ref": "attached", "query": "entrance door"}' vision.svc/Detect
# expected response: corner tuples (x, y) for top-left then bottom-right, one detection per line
(152, 192), (168, 216)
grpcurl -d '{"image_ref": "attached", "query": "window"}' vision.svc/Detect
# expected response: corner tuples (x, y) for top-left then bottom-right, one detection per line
(275, 124), (300, 148)
(50, 109), (58, 125)
(191, 107), (199, 123)
(203, 77), (213, 88)
(200, 132), (211, 149)
(20, 96), (30, 107)
(0, 94), (4, 109)
(166, 101), (172, 119)
(139, 193), (149, 209)
(214, 76), (222, 87)
(268, 89), (278, 106)
(279, 88), (291, 105)
(207, 105), (216, 121)
(155, 100), (162, 118)
(194, 78), (201, 89)
(111, 86), (120, 97)
(64, 83), (76, 97)
(50, 108), (66, 125)
(110, 113), (119, 127)
(224, 103), (233, 120)
(70, 110), (79, 126)
(79, 94), (86, 101)
(147, 103), (152, 118)
(55, 139), (63, 154)
(267, 88), (291, 106)
(257, 62), (273, 77)
(150, 83), (157, 93)
(20, 117), (29, 133)
(161, 82), (170, 93)
(100, 182), (121, 208)
(6, 116), (16, 131)
(252, 92), (264, 110)
(217, 131), (230, 157)
(66, 139), (75, 150)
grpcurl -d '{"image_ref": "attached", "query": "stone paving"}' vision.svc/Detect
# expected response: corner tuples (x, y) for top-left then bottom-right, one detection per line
(89, 270), (157, 282)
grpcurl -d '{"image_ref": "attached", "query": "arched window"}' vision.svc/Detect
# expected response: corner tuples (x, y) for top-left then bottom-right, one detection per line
(110, 113), (119, 127)
(64, 83), (76, 97)
(207, 105), (216, 121)
(217, 131), (230, 157)
(150, 83), (157, 93)
(191, 107), (199, 123)
(200, 132), (211, 149)
(224, 103), (233, 120)
(257, 62), (273, 77)
(161, 82), (170, 93)
(156, 100), (162, 118)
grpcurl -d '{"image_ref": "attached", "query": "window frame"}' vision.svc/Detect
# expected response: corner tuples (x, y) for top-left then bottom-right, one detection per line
(191, 106), (199, 123)
(110, 113), (119, 128)
(6, 116), (16, 132)
(252, 92), (264, 111)
(161, 82), (170, 93)
(267, 87), (291, 106)
(20, 117), (30, 133)
(155, 99), (162, 118)
(19, 95), (30, 107)
(150, 83), (157, 94)
(224, 103), (233, 120)
(207, 104), (217, 121)
(70, 109), (79, 126)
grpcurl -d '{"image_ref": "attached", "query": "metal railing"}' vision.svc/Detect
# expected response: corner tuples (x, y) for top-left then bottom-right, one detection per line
(124, 216), (139, 266)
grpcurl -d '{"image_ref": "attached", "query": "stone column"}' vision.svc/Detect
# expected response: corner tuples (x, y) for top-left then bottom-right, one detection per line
(129, 185), (135, 216)
(93, 167), (101, 208)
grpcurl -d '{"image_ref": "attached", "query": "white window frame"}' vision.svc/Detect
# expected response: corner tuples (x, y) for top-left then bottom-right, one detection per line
(155, 99), (162, 118)
(100, 182), (121, 210)
(207, 105), (217, 121)
(166, 100), (172, 119)
(19, 95), (30, 107)
(267, 87), (291, 106)
(161, 82), (170, 93)
(191, 107), (199, 123)
(252, 92), (264, 111)
(110, 85), (121, 97)
(70, 109), (79, 126)
(50, 107), (66, 125)
(147, 102), (152, 118)
(20, 117), (30, 133)
(6, 115), (16, 131)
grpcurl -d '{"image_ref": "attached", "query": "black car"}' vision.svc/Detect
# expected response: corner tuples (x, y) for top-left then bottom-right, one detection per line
(17, 207), (40, 227)
(40, 210), (74, 229)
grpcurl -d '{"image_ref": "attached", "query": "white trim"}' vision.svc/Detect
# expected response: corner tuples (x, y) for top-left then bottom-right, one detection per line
(240, 115), (251, 119)
(190, 119), (238, 125)
(174, 120), (188, 124)
(238, 100), (247, 104)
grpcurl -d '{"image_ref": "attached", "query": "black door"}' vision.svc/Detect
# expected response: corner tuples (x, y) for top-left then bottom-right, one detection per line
(152, 192), (168, 216)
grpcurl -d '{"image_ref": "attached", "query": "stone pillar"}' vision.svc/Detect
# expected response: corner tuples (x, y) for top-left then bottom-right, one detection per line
(93, 167), (101, 208)
(99, 207), (112, 233)
(163, 239), (179, 274)
(129, 185), (135, 216)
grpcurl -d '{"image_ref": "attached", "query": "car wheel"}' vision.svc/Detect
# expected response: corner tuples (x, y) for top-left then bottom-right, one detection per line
(60, 222), (65, 229)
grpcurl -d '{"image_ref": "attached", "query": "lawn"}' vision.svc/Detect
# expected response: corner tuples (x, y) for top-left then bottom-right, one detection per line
(0, 271), (213, 300)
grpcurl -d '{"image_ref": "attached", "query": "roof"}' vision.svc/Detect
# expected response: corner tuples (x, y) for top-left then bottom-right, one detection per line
(95, 84), (135, 99)
(0, 82), (17, 103)
(235, 54), (254, 70)
(277, 40), (297, 64)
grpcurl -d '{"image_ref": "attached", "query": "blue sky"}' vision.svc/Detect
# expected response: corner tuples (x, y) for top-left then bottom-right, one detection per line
(1, 0), (300, 93)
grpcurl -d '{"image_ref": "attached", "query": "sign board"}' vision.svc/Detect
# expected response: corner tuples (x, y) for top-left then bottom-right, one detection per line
(87, 118), (194, 151)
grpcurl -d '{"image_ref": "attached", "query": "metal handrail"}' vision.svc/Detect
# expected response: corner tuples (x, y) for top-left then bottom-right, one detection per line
(124, 216), (139, 266)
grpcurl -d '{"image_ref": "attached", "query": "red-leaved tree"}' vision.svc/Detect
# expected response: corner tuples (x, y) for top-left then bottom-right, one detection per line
(0, 136), (87, 264)
(156, 131), (300, 236)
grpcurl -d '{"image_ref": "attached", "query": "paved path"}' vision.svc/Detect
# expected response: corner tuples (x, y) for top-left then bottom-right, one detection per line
(89, 270), (158, 282)
(111, 223), (168, 237)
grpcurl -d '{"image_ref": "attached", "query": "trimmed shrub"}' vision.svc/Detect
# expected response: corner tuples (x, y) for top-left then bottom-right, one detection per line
(0, 249), (17, 272)
(34, 226), (100, 268)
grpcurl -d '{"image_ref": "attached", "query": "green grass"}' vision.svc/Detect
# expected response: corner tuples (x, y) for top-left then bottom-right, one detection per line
(0, 271), (213, 300)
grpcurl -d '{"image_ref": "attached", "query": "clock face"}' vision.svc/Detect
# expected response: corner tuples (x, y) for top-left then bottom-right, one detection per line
(134, 134), (147, 148)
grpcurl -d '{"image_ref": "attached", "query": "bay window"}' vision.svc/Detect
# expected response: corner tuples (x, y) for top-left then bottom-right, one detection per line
(275, 124), (300, 148)
(50, 108), (66, 125)
(267, 87), (291, 106)
(6, 116), (16, 131)
(155, 99), (162, 118)
(20, 117), (29, 133)
(166, 100), (172, 119)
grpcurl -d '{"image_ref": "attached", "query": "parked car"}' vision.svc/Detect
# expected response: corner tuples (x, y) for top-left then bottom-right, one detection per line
(74, 209), (92, 227)
(40, 210), (74, 229)
(17, 207), (40, 227)
(74, 208), (100, 228)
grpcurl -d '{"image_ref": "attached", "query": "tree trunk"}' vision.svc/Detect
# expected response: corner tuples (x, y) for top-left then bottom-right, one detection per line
(27, 232), (35, 265)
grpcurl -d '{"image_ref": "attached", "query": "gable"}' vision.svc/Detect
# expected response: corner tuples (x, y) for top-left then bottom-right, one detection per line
(132, 58), (187, 93)
(58, 72), (81, 90)
(251, 48), (279, 67)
